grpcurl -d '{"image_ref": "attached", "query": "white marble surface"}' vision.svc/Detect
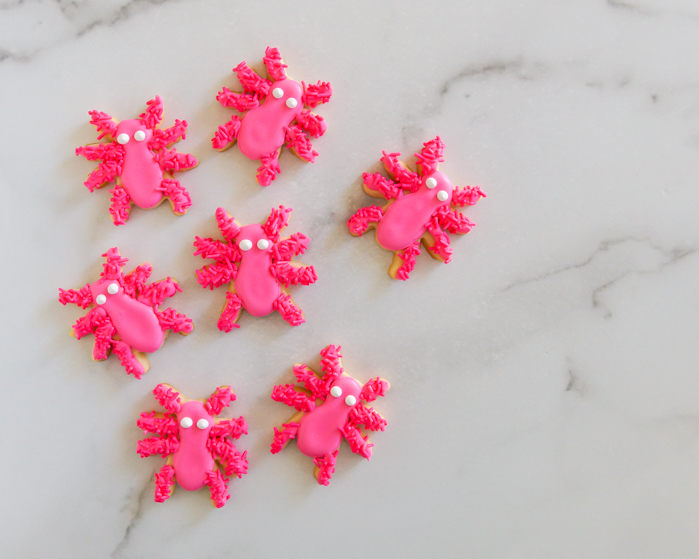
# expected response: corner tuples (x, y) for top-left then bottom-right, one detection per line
(2, 0), (699, 557)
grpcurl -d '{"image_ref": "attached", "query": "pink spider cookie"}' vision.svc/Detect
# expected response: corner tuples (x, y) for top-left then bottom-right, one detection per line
(212, 46), (332, 186)
(138, 384), (248, 508)
(194, 205), (317, 331)
(58, 248), (193, 379)
(348, 136), (486, 280)
(76, 95), (198, 225)
(271, 345), (389, 486)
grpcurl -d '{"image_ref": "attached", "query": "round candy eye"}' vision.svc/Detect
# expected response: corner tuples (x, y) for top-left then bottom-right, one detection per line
(286, 98), (298, 109)
(95, 294), (107, 305)
(257, 239), (269, 250)
(426, 177), (437, 189)
(134, 130), (146, 142)
(180, 417), (193, 428)
(330, 386), (342, 398)
(107, 282), (119, 295)
(272, 88), (284, 99)
(437, 190), (449, 202)
(117, 133), (129, 145)
(239, 239), (252, 251)
(345, 395), (357, 406)
(197, 419), (209, 430)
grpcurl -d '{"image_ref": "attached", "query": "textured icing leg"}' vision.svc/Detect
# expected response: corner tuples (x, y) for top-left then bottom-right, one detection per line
(218, 292), (243, 332)
(256, 151), (281, 187)
(204, 470), (230, 508)
(284, 124), (317, 163)
(156, 308), (194, 334)
(347, 205), (383, 236)
(212, 115), (241, 151)
(313, 450), (338, 486)
(112, 341), (147, 379)
(85, 161), (121, 192)
(425, 219), (453, 263)
(157, 148), (198, 173)
(340, 423), (373, 460)
(390, 241), (421, 281)
(109, 184), (131, 226)
(273, 293), (304, 326)
(270, 422), (301, 454)
(154, 464), (175, 503)
(157, 179), (192, 215)
(362, 172), (401, 200)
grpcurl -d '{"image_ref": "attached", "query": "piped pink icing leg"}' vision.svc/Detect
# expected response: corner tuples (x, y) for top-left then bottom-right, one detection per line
(109, 184), (132, 226)
(270, 421), (301, 454)
(313, 450), (338, 486)
(272, 261), (317, 287)
(340, 423), (373, 460)
(284, 124), (317, 163)
(154, 464), (176, 503)
(113, 340), (147, 379)
(392, 240), (421, 281)
(295, 110), (327, 138)
(271, 381), (315, 411)
(216, 88), (261, 112)
(204, 470), (230, 508)
(425, 218), (453, 263)
(158, 149), (198, 173)
(84, 161), (122, 192)
(157, 178), (192, 215)
(363, 172), (401, 200)
(218, 292), (243, 332)
(212, 115), (241, 151)
(209, 437), (248, 478)
(256, 151), (281, 186)
(273, 293), (304, 326)
(156, 308), (194, 334)
(234, 61), (272, 96)
(136, 434), (179, 458)
(149, 120), (189, 151)
(263, 46), (287, 81)
(348, 206), (384, 236)
(451, 185), (486, 207)
(435, 206), (475, 236)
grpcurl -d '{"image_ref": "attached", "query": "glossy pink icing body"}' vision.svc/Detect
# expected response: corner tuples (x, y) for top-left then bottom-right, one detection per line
(234, 224), (280, 316)
(116, 119), (163, 208)
(89, 279), (164, 353)
(173, 401), (215, 491)
(237, 79), (304, 160)
(376, 171), (454, 251)
(297, 377), (362, 458)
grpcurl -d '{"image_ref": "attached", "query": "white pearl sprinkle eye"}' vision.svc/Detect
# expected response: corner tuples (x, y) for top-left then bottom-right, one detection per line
(134, 130), (146, 142)
(257, 239), (269, 250)
(180, 417), (193, 428)
(437, 190), (449, 202)
(272, 87), (284, 99)
(107, 282), (119, 295)
(196, 419), (209, 430)
(426, 177), (437, 189)
(117, 133), (129, 145)
(330, 386), (342, 398)
(345, 395), (357, 406)
(95, 294), (106, 305)
(286, 98), (298, 109)
(239, 239), (252, 251)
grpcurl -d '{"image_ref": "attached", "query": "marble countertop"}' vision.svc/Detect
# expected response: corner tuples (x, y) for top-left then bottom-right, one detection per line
(2, 0), (699, 557)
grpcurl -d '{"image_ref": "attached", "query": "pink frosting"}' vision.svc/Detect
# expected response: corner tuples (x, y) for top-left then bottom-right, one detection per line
(115, 119), (163, 208)
(296, 377), (362, 457)
(376, 171), (453, 251)
(238, 79), (304, 160)
(173, 401), (215, 491)
(234, 224), (281, 316)
(88, 277), (164, 353)
(193, 207), (317, 329)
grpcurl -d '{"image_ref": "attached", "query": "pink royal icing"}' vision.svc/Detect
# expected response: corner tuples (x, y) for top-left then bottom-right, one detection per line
(138, 384), (248, 508)
(270, 345), (389, 486)
(58, 248), (193, 379)
(76, 96), (198, 226)
(193, 206), (317, 331)
(212, 47), (332, 186)
(347, 137), (486, 280)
